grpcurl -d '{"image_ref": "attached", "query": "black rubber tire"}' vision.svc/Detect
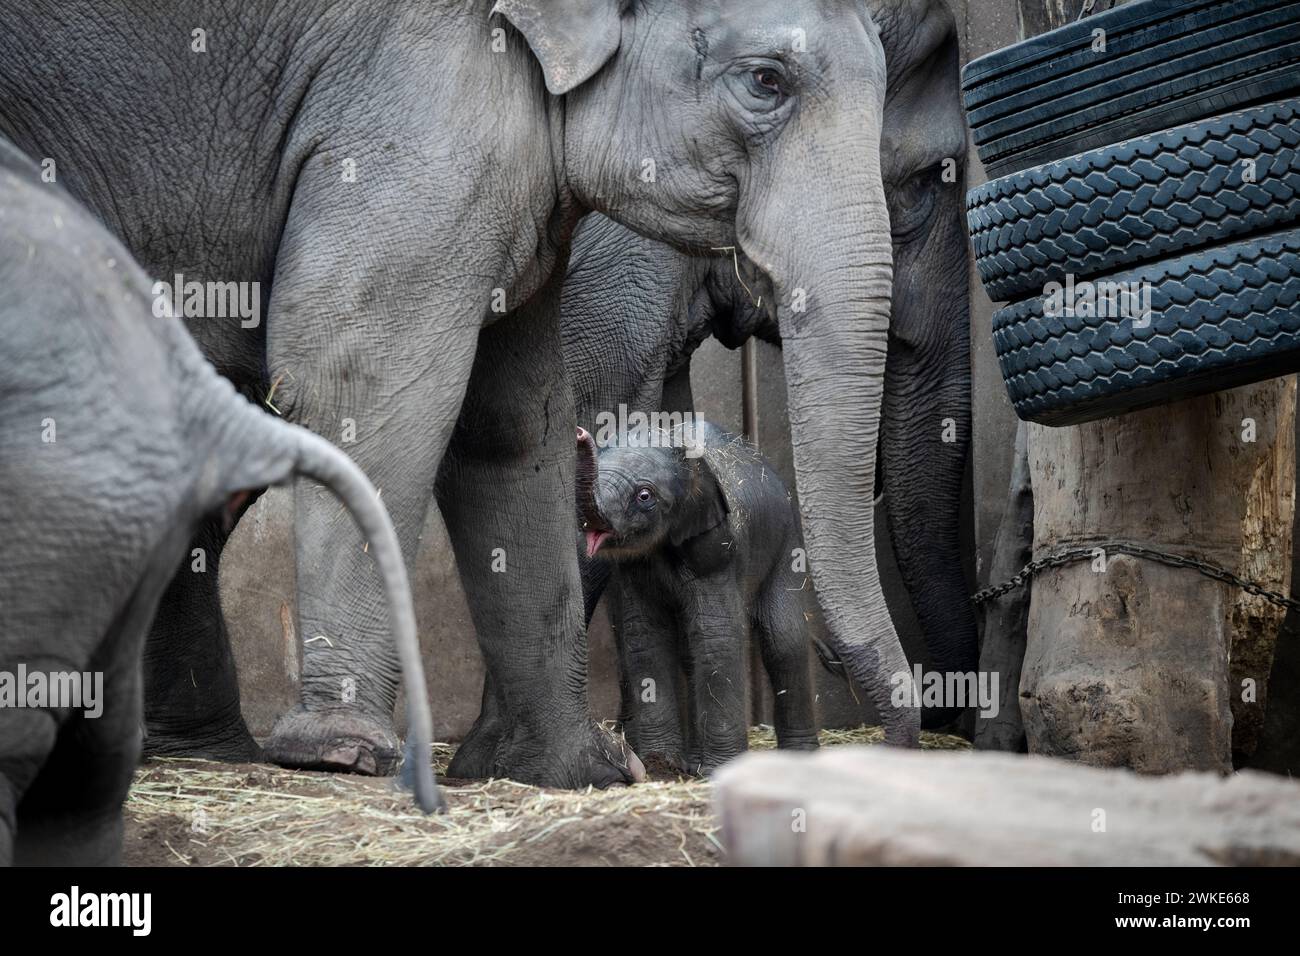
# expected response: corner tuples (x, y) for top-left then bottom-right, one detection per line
(969, 99), (1300, 303)
(993, 227), (1300, 425)
(964, 0), (1300, 178)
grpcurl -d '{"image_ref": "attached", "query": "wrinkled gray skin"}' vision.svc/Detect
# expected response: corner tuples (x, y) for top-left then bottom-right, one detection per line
(575, 423), (818, 773)
(1, 0), (912, 786)
(562, 0), (976, 728)
(562, 215), (776, 624)
(0, 141), (439, 865)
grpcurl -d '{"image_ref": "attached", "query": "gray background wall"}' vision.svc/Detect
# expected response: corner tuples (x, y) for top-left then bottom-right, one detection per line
(220, 0), (1300, 772)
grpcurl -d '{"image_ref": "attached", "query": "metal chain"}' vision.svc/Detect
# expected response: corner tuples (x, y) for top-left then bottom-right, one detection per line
(971, 541), (1300, 612)
(1075, 0), (1118, 22)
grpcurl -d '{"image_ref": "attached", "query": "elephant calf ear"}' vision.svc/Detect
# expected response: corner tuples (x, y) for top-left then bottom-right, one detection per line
(670, 464), (730, 548)
(492, 0), (624, 95)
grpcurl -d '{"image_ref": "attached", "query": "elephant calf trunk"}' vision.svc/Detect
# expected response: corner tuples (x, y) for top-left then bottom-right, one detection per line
(575, 426), (604, 530)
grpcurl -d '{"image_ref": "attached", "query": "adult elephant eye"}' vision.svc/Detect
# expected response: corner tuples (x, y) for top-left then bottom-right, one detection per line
(746, 67), (788, 102)
(890, 167), (939, 244)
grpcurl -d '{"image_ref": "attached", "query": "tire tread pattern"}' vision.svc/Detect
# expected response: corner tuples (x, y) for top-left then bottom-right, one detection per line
(964, 0), (1300, 177)
(992, 229), (1300, 424)
(968, 100), (1300, 302)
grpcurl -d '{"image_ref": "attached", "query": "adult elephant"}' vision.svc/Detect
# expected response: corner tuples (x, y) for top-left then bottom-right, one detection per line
(563, 0), (976, 728)
(0, 0), (915, 785)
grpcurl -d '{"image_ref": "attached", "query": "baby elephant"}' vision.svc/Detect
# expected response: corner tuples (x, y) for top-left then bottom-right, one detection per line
(0, 139), (440, 865)
(575, 421), (819, 774)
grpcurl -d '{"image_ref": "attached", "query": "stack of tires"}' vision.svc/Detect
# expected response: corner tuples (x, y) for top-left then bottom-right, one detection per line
(964, 0), (1300, 425)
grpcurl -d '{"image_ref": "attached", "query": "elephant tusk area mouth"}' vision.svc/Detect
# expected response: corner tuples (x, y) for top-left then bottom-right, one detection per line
(585, 529), (613, 557)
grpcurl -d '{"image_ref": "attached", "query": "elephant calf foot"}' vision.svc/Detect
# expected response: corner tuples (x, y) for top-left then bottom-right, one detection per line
(624, 729), (689, 778)
(450, 716), (646, 789)
(263, 709), (401, 776)
(774, 716), (821, 752)
(636, 750), (692, 779)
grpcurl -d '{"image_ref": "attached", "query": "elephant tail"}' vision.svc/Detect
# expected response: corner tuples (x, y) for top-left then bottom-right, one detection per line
(189, 357), (444, 814)
(286, 427), (444, 814)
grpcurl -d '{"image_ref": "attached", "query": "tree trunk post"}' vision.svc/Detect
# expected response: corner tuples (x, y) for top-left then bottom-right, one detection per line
(1011, 0), (1296, 772)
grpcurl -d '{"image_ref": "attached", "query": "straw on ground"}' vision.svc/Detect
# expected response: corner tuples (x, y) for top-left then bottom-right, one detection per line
(124, 725), (969, 867)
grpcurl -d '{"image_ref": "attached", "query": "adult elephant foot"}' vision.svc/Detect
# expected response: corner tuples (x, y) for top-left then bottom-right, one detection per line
(142, 718), (262, 764)
(443, 674), (506, 779)
(142, 517), (262, 764)
(448, 712), (644, 788)
(262, 709), (401, 776)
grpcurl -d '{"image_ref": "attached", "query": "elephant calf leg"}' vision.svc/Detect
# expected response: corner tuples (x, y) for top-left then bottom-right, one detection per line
(0, 710), (55, 867)
(682, 590), (749, 774)
(756, 583), (820, 751)
(14, 664), (140, 866)
(608, 578), (688, 772)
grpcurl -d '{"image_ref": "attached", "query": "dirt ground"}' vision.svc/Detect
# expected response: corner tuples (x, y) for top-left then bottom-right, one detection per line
(123, 726), (969, 867)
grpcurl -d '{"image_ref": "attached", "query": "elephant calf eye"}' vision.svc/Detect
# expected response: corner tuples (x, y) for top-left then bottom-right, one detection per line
(635, 487), (655, 503)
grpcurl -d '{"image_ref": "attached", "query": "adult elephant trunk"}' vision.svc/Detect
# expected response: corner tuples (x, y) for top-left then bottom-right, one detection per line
(882, 180), (977, 728)
(186, 358), (443, 812)
(882, 331), (975, 728)
(737, 58), (920, 747)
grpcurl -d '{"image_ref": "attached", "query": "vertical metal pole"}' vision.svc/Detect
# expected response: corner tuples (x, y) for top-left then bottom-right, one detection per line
(741, 339), (760, 448)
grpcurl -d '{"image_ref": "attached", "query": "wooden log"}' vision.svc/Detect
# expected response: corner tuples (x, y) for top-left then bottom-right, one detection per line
(713, 747), (1300, 866)
(1012, 0), (1296, 773)
(1024, 382), (1296, 772)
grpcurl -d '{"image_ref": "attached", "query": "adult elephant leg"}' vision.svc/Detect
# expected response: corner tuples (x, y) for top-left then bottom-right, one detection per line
(975, 420), (1032, 752)
(578, 549), (612, 627)
(256, 190), (486, 775)
(143, 514), (258, 760)
(19, 563), (167, 865)
(882, 199), (977, 729)
(262, 335), (475, 775)
(440, 286), (640, 788)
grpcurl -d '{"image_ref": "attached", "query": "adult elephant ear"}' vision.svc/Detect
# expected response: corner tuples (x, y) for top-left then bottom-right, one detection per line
(492, 0), (624, 95)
